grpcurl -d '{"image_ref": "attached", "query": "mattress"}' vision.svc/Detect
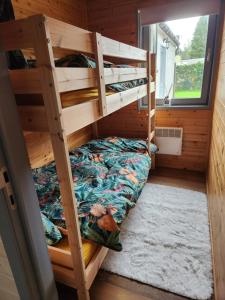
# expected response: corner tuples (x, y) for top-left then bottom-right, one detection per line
(54, 237), (98, 267)
(33, 137), (157, 251)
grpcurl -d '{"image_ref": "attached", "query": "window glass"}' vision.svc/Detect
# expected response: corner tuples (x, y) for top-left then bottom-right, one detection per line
(169, 16), (208, 99)
(140, 14), (216, 108)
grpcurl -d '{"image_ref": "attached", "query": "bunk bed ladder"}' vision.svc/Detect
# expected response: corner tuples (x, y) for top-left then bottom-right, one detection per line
(31, 15), (89, 300)
(147, 52), (156, 169)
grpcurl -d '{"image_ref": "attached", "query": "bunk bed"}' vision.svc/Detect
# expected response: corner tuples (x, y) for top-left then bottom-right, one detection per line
(0, 14), (156, 300)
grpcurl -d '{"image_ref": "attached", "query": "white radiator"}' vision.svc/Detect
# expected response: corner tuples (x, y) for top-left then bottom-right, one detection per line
(155, 127), (183, 155)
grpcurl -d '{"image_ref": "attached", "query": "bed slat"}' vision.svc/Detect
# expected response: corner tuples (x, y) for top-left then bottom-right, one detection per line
(52, 264), (77, 289)
(106, 84), (147, 114)
(48, 245), (72, 269)
(102, 36), (147, 61)
(62, 99), (100, 135)
(48, 16), (147, 61)
(18, 85), (148, 134)
(47, 16), (94, 54)
(85, 247), (108, 290)
(62, 85), (147, 135)
(10, 67), (147, 94)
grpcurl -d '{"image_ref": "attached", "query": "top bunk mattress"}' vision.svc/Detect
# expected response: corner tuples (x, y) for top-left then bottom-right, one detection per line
(33, 137), (157, 251)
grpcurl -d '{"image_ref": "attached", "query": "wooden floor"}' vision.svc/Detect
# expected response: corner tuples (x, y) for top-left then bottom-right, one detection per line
(57, 167), (207, 300)
(149, 167), (206, 193)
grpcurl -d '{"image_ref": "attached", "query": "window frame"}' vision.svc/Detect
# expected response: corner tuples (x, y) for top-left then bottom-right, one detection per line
(139, 14), (218, 109)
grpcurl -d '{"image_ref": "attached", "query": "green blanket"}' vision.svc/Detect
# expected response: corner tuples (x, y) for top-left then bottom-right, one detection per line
(33, 137), (157, 251)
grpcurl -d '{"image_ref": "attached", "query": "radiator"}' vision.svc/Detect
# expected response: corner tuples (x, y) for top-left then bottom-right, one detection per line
(155, 127), (183, 155)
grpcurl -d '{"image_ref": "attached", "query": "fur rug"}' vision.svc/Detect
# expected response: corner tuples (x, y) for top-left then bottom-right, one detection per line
(102, 183), (213, 300)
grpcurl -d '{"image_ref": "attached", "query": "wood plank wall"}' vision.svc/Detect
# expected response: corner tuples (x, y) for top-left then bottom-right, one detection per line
(87, 0), (212, 172)
(12, 0), (87, 28)
(25, 126), (93, 168)
(11, 0), (93, 167)
(207, 5), (225, 299)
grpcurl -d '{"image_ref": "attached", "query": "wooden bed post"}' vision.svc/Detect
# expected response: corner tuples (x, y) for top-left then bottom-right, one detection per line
(151, 53), (156, 169)
(31, 15), (89, 300)
(93, 32), (107, 117)
(147, 52), (156, 169)
(147, 51), (151, 153)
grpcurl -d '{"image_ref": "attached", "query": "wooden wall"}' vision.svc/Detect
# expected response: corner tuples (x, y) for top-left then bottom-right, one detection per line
(98, 104), (211, 172)
(12, 0), (87, 28)
(207, 4), (225, 299)
(0, 237), (20, 300)
(88, 0), (212, 172)
(25, 126), (93, 168)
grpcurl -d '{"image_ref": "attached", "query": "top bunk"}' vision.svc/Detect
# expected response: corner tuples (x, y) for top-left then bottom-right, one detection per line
(0, 14), (155, 135)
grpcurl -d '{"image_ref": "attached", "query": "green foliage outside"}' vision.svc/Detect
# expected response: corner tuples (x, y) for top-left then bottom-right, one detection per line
(175, 62), (204, 97)
(174, 90), (201, 98)
(180, 16), (209, 60)
(174, 16), (208, 98)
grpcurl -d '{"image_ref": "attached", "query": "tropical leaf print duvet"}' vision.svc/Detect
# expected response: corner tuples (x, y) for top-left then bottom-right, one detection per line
(33, 137), (156, 251)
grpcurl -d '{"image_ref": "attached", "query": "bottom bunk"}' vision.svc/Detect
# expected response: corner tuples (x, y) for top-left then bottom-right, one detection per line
(31, 137), (157, 286)
(48, 237), (108, 289)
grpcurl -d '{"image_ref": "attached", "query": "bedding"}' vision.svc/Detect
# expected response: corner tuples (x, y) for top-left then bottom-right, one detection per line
(33, 137), (157, 251)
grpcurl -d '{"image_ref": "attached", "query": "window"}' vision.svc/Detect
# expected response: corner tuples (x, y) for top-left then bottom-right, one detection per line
(140, 15), (218, 108)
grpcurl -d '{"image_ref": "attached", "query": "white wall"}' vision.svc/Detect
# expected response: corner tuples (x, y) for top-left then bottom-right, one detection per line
(156, 27), (177, 99)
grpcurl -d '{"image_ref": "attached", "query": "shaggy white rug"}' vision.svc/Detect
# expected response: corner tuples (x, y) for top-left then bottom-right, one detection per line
(102, 183), (213, 300)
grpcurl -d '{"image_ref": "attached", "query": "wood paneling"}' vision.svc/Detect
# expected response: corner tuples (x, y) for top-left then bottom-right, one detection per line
(12, 0), (87, 28)
(207, 5), (225, 299)
(97, 101), (211, 172)
(87, 0), (212, 172)
(25, 126), (93, 168)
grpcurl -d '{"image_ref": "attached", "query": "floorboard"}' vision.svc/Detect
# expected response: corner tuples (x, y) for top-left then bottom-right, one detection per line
(149, 167), (206, 193)
(57, 167), (207, 300)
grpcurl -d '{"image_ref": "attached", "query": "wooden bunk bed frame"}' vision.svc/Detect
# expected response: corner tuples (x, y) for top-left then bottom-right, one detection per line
(0, 14), (156, 300)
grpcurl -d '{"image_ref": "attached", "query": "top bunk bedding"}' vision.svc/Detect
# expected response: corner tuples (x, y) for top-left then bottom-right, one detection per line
(33, 137), (157, 251)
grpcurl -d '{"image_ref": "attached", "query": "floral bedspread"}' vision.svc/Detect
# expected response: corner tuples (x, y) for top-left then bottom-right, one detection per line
(33, 137), (156, 251)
